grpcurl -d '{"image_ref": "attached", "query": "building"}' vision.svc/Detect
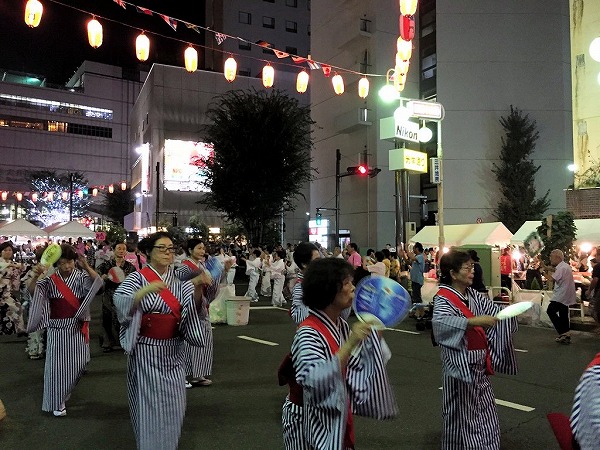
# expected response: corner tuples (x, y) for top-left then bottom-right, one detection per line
(310, 0), (573, 250)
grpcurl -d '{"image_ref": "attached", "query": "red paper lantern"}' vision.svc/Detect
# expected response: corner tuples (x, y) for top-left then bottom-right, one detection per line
(1, 192), (7, 201)
(16, 192), (23, 202)
(399, 15), (415, 41)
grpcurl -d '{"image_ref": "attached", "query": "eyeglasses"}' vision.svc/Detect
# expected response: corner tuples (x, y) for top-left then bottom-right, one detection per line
(461, 263), (475, 271)
(153, 246), (176, 254)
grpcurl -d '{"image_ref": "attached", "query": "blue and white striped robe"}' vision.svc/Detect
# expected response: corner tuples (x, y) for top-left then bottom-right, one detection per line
(174, 258), (216, 378)
(432, 286), (518, 450)
(292, 309), (398, 450)
(26, 269), (102, 412)
(114, 266), (205, 450)
(571, 354), (600, 449)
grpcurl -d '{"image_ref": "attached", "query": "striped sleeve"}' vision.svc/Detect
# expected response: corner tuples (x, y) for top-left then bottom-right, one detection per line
(26, 277), (51, 332)
(290, 282), (308, 326)
(174, 263), (197, 282)
(113, 271), (145, 353)
(571, 365), (600, 449)
(179, 279), (206, 347)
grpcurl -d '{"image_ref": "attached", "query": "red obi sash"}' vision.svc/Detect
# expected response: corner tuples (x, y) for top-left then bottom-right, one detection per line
(586, 352), (600, 369)
(139, 267), (182, 339)
(50, 273), (89, 343)
(183, 259), (199, 272)
(437, 287), (494, 376)
(300, 315), (355, 450)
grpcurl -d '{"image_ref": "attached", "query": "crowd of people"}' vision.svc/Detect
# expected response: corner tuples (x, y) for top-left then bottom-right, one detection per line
(1, 233), (599, 449)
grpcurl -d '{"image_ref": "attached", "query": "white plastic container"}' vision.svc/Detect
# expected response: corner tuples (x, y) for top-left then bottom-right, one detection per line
(226, 296), (251, 326)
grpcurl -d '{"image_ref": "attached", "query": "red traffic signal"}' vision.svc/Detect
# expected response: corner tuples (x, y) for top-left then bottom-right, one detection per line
(347, 165), (368, 176)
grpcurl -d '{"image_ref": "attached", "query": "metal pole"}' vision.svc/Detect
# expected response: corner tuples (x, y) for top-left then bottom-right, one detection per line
(335, 148), (341, 248)
(69, 173), (73, 222)
(280, 206), (284, 244)
(437, 121), (445, 259)
(400, 169), (410, 246)
(155, 162), (160, 230)
(395, 170), (402, 250)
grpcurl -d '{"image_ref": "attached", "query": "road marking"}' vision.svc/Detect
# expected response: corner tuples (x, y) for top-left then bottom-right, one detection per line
(514, 348), (528, 353)
(384, 328), (420, 335)
(237, 335), (279, 346)
(438, 387), (535, 412)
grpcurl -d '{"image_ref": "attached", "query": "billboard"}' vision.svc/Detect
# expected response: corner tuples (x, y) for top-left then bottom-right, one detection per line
(163, 140), (213, 192)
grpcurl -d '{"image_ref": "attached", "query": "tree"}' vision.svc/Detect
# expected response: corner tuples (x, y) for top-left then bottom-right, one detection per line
(492, 106), (550, 233)
(188, 214), (209, 241)
(201, 89), (314, 243)
(104, 223), (127, 245)
(536, 211), (577, 265)
(103, 187), (133, 225)
(27, 171), (90, 227)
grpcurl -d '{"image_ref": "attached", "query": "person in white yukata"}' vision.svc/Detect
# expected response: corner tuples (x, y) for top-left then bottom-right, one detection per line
(270, 249), (287, 307)
(114, 232), (210, 450)
(432, 249), (518, 450)
(26, 244), (103, 417)
(291, 257), (398, 450)
(243, 249), (263, 302)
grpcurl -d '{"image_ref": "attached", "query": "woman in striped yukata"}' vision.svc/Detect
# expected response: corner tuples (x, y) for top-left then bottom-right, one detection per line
(113, 232), (210, 450)
(291, 257), (398, 450)
(571, 352), (600, 449)
(432, 249), (518, 450)
(26, 244), (103, 417)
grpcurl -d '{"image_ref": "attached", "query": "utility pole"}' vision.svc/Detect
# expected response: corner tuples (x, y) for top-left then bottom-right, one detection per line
(69, 173), (74, 222)
(155, 162), (160, 229)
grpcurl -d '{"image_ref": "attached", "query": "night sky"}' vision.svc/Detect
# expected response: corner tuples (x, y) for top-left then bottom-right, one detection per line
(0, 0), (207, 84)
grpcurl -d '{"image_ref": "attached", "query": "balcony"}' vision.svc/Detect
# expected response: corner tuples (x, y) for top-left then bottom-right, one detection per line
(334, 107), (372, 133)
(337, 18), (372, 50)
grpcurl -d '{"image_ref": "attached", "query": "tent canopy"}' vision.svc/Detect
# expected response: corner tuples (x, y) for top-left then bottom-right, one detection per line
(511, 219), (600, 246)
(409, 222), (513, 247)
(44, 221), (96, 239)
(0, 218), (46, 237)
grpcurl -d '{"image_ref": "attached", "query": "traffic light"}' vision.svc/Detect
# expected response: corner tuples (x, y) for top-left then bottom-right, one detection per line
(346, 165), (381, 178)
(316, 211), (322, 225)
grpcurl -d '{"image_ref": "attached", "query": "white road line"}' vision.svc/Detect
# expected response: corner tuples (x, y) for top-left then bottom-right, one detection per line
(438, 387), (534, 412)
(514, 348), (528, 353)
(384, 328), (420, 335)
(237, 335), (279, 346)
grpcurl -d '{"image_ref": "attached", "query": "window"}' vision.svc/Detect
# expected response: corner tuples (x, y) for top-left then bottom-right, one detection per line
(239, 68), (251, 77)
(239, 41), (251, 51)
(286, 0), (298, 6)
(285, 46), (298, 55)
(239, 11), (251, 25)
(263, 16), (275, 28)
(0, 114), (112, 138)
(285, 21), (297, 33)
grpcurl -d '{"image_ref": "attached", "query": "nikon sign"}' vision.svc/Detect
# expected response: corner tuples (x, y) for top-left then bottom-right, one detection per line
(394, 120), (420, 143)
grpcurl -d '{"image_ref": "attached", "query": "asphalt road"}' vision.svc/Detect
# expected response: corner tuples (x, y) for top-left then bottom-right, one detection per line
(1, 281), (598, 449)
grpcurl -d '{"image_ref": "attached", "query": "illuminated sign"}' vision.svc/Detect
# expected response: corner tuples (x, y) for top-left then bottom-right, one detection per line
(389, 149), (428, 172)
(163, 140), (213, 192)
(395, 120), (420, 143)
(406, 100), (445, 121)
(430, 157), (441, 183)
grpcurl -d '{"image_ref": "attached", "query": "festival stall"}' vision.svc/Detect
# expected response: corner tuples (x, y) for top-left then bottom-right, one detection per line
(44, 221), (96, 239)
(0, 218), (46, 238)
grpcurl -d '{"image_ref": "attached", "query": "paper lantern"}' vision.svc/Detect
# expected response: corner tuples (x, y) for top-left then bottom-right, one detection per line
(61, 192), (68, 201)
(92, 188), (98, 197)
(46, 192), (54, 201)
(108, 184), (114, 194)
(262, 64), (274, 88)
(224, 56), (237, 82)
(77, 190), (84, 199)
(31, 192), (38, 202)
(397, 38), (412, 61)
(24, 0), (43, 28)
(296, 70), (309, 93)
(399, 15), (415, 41)
(136, 33), (150, 62)
(358, 77), (369, 98)
(184, 46), (198, 73)
(394, 59), (410, 76)
(1, 192), (7, 201)
(87, 18), (103, 49)
(332, 73), (344, 95)
(590, 37), (600, 62)
(121, 181), (127, 191)
(400, 0), (418, 16)
(393, 70), (407, 92)
(16, 192), (23, 202)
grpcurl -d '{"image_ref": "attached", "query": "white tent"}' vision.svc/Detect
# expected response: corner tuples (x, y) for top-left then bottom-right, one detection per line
(44, 221), (96, 239)
(511, 219), (600, 246)
(0, 218), (46, 237)
(409, 222), (513, 247)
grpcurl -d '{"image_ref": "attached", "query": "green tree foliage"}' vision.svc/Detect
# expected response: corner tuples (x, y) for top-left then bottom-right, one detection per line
(536, 211), (577, 265)
(104, 224), (127, 245)
(27, 171), (90, 226)
(188, 214), (209, 240)
(103, 187), (133, 225)
(201, 89), (314, 243)
(492, 106), (550, 233)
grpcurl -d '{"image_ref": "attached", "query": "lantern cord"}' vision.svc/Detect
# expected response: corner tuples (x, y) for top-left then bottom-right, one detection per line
(46, 0), (386, 78)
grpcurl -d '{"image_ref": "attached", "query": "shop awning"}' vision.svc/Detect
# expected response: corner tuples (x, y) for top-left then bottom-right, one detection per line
(409, 222), (513, 248)
(511, 218), (600, 246)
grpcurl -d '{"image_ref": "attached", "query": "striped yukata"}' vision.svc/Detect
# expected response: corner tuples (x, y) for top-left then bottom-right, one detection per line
(432, 286), (518, 450)
(26, 270), (103, 412)
(291, 309), (398, 450)
(571, 352), (600, 449)
(113, 266), (205, 450)
(174, 258), (215, 379)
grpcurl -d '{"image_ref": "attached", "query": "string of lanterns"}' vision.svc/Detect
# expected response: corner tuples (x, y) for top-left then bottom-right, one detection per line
(0, 182), (129, 203)
(22, 0), (414, 99)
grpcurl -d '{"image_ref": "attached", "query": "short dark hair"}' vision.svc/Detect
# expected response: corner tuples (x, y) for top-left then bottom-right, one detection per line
(293, 242), (318, 270)
(138, 232), (173, 257)
(0, 242), (14, 253)
(185, 238), (204, 256)
(414, 242), (424, 252)
(381, 248), (391, 259)
(276, 249), (286, 260)
(57, 244), (78, 264)
(374, 251), (384, 262)
(252, 249), (262, 258)
(302, 258), (354, 310)
(439, 249), (471, 285)
(349, 242), (359, 252)
(366, 248), (375, 256)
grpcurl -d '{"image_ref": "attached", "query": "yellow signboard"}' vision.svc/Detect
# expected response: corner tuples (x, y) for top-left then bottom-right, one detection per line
(389, 149), (428, 172)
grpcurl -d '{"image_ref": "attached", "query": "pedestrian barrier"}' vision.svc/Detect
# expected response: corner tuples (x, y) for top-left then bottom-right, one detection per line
(226, 296), (251, 326)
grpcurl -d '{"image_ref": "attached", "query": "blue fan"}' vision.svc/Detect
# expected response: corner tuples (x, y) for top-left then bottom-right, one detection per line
(353, 276), (412, 328)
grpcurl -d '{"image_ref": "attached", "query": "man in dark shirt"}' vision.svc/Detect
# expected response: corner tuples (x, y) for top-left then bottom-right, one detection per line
(468, 249), (487, 293)
(588, 258), (600, 330)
